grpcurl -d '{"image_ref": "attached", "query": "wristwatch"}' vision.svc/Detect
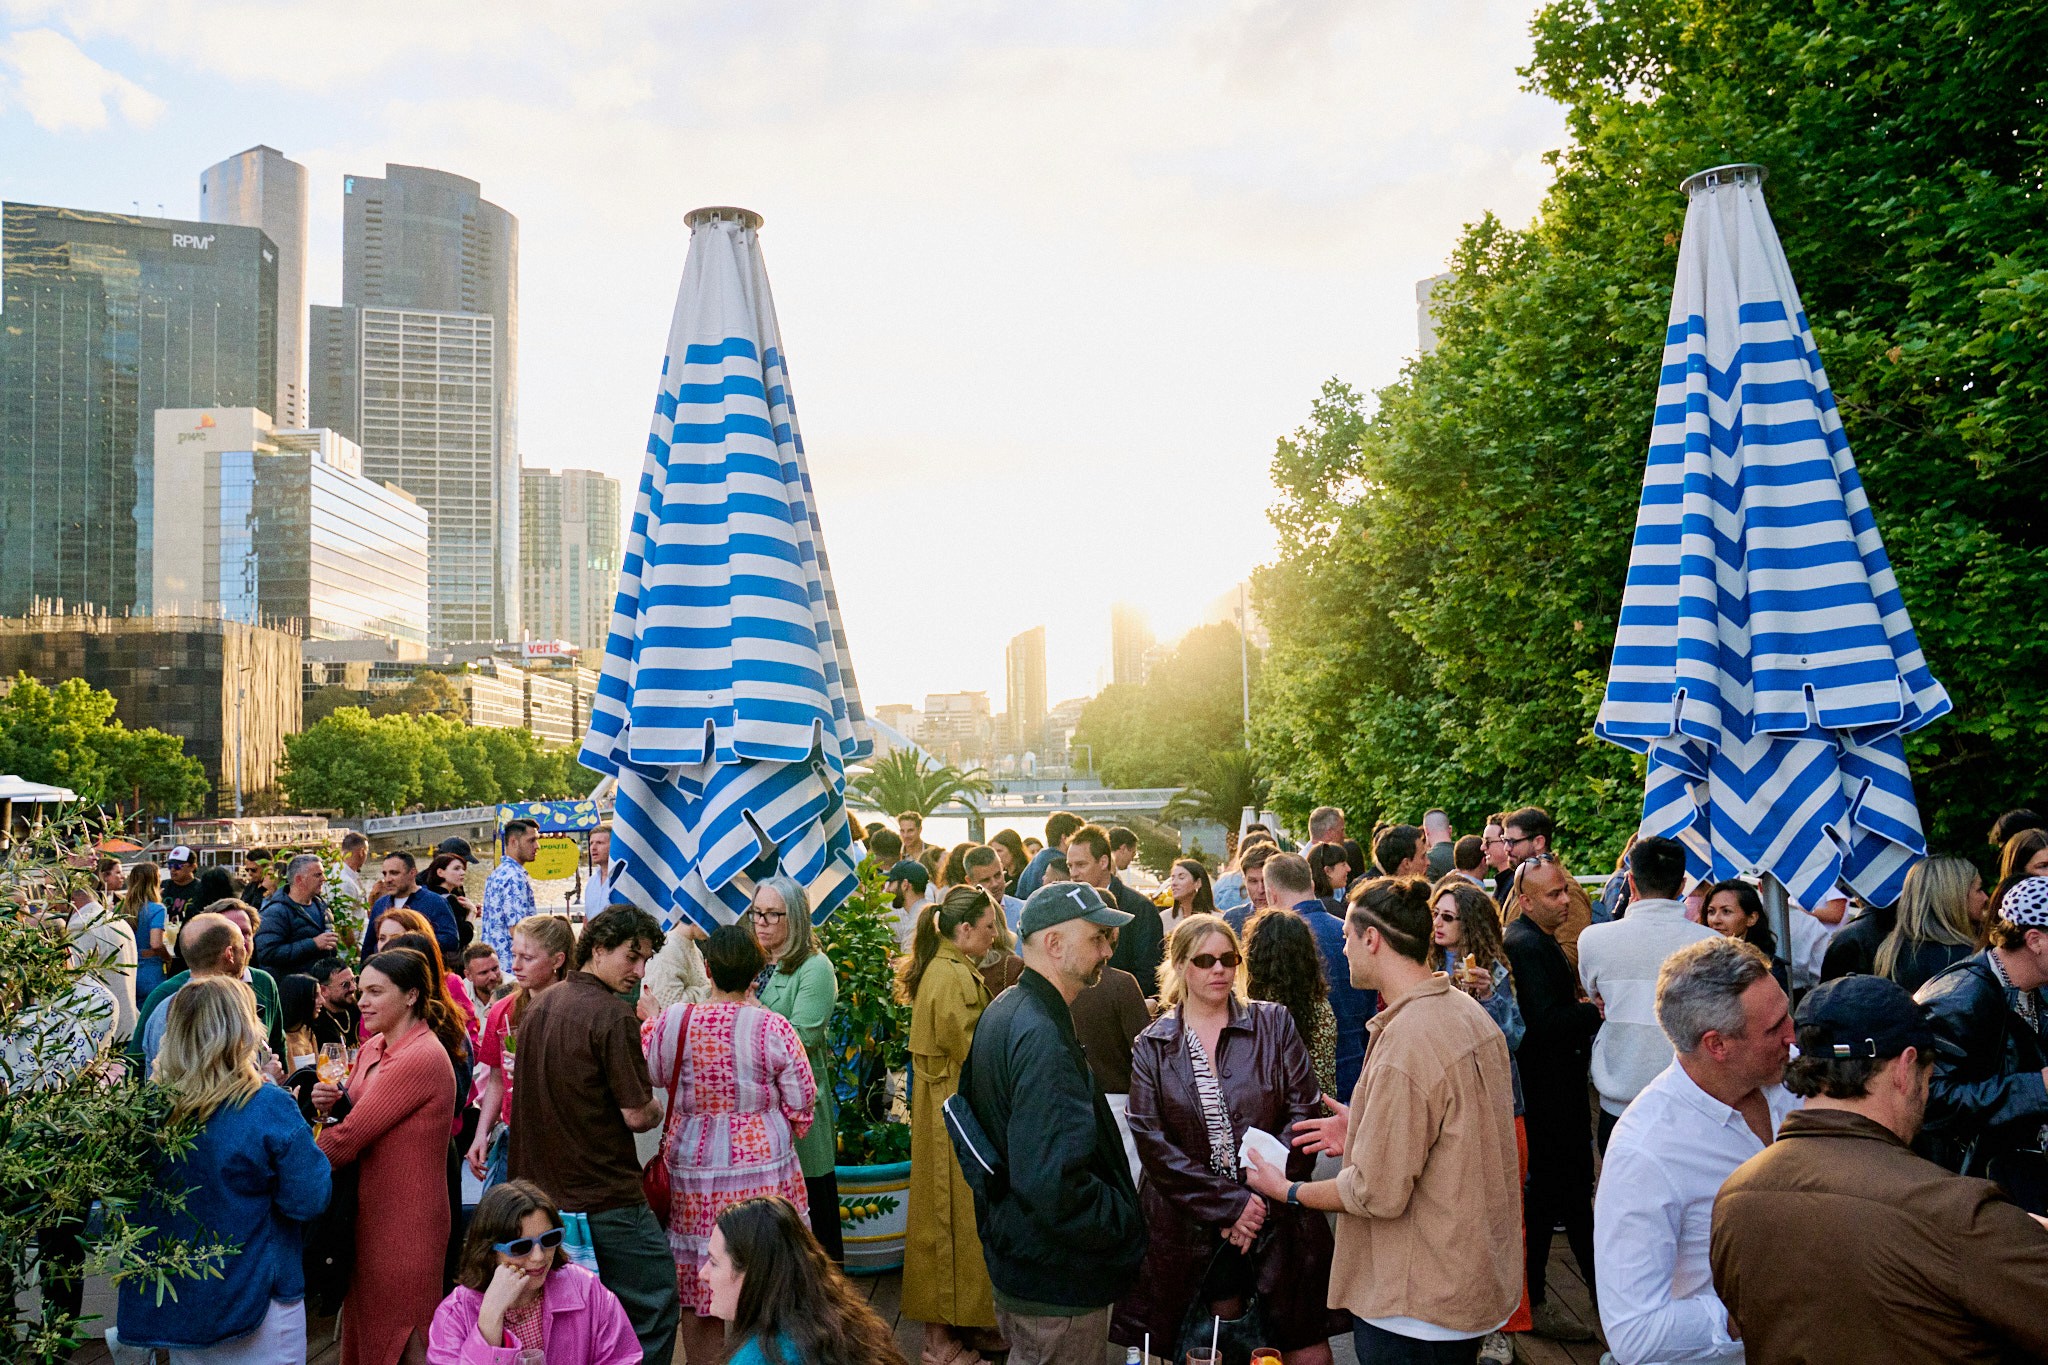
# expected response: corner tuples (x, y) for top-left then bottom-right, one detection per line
(1285, 1181), (1302, 1206)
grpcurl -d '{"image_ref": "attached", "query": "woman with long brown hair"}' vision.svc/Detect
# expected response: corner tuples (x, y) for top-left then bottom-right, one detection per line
(124, 860), (171, 999)
(897, 887), (1003, 1365)
(703, 1196), (908, 1365)
(1242, 907), (1337, 1097)
(314, 948), (461, 1365)
(1163, 857), (1218, 932)
(465, 914), (573, 1186)
(1992, 828), (2048, 925)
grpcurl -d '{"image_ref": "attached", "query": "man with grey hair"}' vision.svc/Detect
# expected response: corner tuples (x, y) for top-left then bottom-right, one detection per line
(253, 851), (335, 976)
(1593, 935), (1797, 1365)
(1308, 804), (1346, 846)
(962, 882), (1144, 1364)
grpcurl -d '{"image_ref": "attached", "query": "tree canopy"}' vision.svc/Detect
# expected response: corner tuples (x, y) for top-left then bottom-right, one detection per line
(1254, 0), (2048, 864)
(0, 673), (210, 819)
(1072, 622), (1259, 790)
(846, 749), (991, 819)
(281, 709), (597, 817)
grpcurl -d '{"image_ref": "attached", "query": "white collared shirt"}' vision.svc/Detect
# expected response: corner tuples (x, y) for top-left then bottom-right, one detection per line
(1594, 1058), (1800, 1365)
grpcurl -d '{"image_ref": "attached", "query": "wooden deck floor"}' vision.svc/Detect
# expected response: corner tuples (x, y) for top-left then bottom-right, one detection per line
(54, 1240), (1605, 1365)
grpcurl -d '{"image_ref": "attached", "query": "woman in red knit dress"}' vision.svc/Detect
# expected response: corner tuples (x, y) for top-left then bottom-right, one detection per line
(316, 947), (460, 1365)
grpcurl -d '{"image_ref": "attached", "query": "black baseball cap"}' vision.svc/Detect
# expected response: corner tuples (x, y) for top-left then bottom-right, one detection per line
(1795, 975), (1937, 1061)
(436, 837), (475, 861)
(884, 859), (930, 893)
(1018, 881), (1133, 938)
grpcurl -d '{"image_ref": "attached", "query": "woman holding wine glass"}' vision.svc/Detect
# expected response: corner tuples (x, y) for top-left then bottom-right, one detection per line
(314, 948), (462, 1365)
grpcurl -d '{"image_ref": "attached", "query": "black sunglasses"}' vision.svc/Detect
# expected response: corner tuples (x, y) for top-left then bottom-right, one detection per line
(1189, 952), (1242, 971)
(493, 1227), (565, 1257)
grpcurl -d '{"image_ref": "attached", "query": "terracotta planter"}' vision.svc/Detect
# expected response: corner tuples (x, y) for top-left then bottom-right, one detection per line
(835, 1158), (911, 1275)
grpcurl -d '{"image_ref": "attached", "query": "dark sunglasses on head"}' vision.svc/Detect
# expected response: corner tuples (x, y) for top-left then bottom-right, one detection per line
(493, 1228), (565, 1257)
(1189, 951), (1242, 971)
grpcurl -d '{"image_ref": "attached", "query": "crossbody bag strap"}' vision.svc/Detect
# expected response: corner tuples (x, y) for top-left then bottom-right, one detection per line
(658, 1004), (694, 1149)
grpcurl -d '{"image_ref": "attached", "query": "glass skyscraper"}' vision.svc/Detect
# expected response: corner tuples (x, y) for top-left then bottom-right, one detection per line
(310, 164), (519, 646)
(0, 202), (279, 617)
(521, 466), (621, 656)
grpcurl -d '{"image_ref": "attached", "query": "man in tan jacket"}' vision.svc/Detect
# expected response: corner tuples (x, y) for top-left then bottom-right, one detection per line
(1247, 875), (1521, 1365)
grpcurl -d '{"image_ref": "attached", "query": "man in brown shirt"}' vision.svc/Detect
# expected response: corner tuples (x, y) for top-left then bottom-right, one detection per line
(1247, 875), (1520, 1364)
(509, 904), (675, 1364)
(1712, 974), (2048, 1364)
(1070, 963), (1152, 1182)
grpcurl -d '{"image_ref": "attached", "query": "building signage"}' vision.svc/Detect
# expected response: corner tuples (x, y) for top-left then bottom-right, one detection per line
(170, 233), (217, 250)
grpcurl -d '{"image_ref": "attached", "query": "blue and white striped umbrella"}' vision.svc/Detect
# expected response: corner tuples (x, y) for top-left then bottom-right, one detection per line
(1595, 165), (1950, 910)
(580, 206), (872, 932)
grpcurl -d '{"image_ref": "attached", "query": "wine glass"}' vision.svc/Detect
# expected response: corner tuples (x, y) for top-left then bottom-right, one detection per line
(317, 1044), (350, 1124)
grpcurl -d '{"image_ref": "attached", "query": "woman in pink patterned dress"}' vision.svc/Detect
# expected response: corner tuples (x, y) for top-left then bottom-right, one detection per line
(645, 922), (818, 1365)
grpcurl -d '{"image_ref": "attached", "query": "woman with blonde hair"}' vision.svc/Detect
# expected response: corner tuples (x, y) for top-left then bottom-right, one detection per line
(897, 887), (1003, 1365)
(466, 913), (575, 1186)
(117, 976), (332, 1361)
(1115, 914), (1344, 1364)
(1877, 855), (1989, 992)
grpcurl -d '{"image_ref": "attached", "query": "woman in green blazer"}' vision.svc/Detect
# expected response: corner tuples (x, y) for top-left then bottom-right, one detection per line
(749, 874), (842, 1261)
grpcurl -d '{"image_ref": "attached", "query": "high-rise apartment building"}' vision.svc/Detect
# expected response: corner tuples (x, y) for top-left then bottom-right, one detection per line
(150, 407), (429, 649)
(920, 691), (994, 770)
(1110, 602), (1156, 687)
(1005, 626), (1048, 758)
(521, 467), (621, 656)
(310, 164), (519, 646)
(201, 146), (309, 425)
(0, 203), (278, 618)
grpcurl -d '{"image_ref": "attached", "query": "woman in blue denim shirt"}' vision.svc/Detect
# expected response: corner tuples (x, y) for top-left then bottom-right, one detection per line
(117, 976), (331, 1360)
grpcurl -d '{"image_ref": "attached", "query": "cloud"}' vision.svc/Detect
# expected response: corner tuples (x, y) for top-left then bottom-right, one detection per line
(0, 27), (163, 131)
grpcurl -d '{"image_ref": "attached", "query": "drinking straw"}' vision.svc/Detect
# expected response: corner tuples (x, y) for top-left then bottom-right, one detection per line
(1143, 1335), (1149, 1365)
(1211, 1314), (1221, 1360)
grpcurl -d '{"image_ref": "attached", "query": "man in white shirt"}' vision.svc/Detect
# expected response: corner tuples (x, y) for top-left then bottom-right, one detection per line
(884, 858), (931, 949)
(1595, 935), (1798, 1365)
(1786, 892), (1848, 993)
(1577, 837), (1720, 1150)
(583, 823), (621, 913)
(67, 886), (138, 1042)
(335, 830), (373, 907)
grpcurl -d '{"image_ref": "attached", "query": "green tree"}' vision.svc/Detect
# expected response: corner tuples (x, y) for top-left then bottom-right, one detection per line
(0, 674), (209, 819)
(846, 749), (992, 819)
(1255, 0), (2048, 862)
(303, 683), (365, 725)
(1163, 747), (1272, 830)
(281, 708), (423, 815)
(91, 727), (210, 820)
(366, 671), (467, 722)
(1072, 623), (1259, 789)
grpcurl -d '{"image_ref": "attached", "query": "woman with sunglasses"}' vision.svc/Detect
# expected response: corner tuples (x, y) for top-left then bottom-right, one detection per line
(1114, 914), (1345, 1365)
(427, 1180), (639, 1365)
(749, 875), (842, 1261)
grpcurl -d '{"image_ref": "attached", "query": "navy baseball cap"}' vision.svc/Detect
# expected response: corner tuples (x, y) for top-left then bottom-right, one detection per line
(1018, 881), (1133, 939)
(884, 859), (930, 893)
(1795, 975), (1937, 1061)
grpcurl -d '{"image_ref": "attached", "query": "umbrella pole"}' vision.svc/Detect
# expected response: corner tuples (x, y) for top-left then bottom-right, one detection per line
(1759, 874), (1793, 975)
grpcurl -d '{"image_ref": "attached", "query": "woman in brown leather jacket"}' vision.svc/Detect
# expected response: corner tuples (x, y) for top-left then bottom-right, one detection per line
(1112, 913), (1345, 1364)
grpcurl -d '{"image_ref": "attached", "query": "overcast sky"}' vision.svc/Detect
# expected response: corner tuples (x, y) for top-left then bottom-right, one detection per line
(0, 0), (1563, 712)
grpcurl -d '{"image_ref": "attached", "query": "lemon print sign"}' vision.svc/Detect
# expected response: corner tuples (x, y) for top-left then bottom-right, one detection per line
(527, 837), (582, 881)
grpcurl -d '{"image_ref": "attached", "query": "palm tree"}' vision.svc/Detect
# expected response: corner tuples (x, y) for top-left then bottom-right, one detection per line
(1163, 747), (1270, 829)
(847, 748), (993, 818)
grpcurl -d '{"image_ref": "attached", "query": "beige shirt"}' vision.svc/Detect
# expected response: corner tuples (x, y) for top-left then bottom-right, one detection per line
(1330, 974), (1521, 1335)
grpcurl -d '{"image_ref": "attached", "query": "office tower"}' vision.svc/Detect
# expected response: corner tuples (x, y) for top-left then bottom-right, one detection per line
(1417, 272), (1455, 354)
(520, 466), (622, 656)
(1110, 601), (1156, 687)
(0, 203), (278, 618)
(201, 146), (309, 424)
(150, 407), (430, 649)
(310, 164), (519, 645)
(1005, 625), (1048, 758)
(0, 610), (301, 814)
(920, 691), (994, 770)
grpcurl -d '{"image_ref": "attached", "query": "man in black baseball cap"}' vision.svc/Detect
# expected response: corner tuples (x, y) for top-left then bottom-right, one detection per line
(1711, 974), (2048, 1363)
(959, 880), (1142, 1361)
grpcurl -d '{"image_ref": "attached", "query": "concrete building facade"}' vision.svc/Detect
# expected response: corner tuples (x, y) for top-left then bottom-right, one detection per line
(521, 467), (621, 657)
(1005, 625), (1048, 759)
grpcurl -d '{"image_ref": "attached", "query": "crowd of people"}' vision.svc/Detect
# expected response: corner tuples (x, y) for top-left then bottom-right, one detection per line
(22, 800), (2048, 1365)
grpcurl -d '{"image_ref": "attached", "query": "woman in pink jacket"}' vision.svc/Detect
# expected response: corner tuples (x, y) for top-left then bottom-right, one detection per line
(427, 1181), (639, 1365)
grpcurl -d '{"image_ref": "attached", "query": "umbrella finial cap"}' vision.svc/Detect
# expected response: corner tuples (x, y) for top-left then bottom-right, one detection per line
(686, 205), (765, 231)
(1680, 163), (1767, 198)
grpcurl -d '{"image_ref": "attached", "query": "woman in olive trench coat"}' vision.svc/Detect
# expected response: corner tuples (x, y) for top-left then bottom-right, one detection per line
(901, 888), (1004, 1364)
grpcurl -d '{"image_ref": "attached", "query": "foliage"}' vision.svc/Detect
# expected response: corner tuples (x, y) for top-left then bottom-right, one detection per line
(1, 814), (228, 1360)
(0, 673), (210, 820)
(365, 671), (468, 722)
(1162, 746), (1271, 832)
(1071, 623), (1260, 790)
(1255, 0), (2048, 866)
(846, 749), (992, 820)
(281, 708), (597, 817)
(814, 862), (911, 1167)
(303, 684), (362, 726)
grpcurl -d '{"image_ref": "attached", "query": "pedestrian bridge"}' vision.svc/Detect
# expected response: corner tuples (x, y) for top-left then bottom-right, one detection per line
(929, 787), (1179, 817)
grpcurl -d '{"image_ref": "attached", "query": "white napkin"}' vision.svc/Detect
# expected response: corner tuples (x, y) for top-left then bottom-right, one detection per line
(1238, 1125), (1290, 1173)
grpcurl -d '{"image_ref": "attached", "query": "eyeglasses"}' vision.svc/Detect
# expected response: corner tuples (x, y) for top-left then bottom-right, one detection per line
(1504, 835), (1534, 849)
(493, 1228), (565, 1257)
(1432, 911), (1460, 924)
(749, 909), (788, 923)
(1189, 952), (1241, 971)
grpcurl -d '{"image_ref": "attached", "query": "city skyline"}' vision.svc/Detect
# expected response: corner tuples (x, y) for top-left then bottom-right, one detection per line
(0, 2), (1566, 704)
